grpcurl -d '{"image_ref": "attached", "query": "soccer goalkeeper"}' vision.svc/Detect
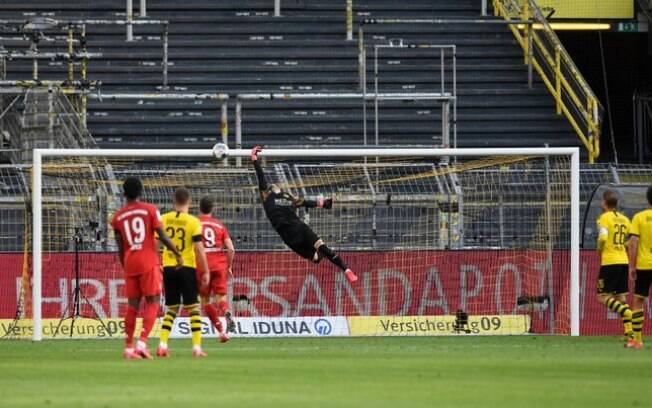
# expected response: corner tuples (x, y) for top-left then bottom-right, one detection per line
(251, 146), (357, 282)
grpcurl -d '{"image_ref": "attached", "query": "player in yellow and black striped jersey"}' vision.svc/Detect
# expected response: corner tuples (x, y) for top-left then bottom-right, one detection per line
(627, 186), (652, 349)
(595, 190), (633, 342)
(156, 187), (211, 358)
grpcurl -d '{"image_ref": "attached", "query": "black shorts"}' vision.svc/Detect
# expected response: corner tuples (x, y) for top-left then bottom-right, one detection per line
(162, 266), (199, 306)
(279, 223), (321, 261)
(634, 270), (652, 298)
(597, 264), (629, 295)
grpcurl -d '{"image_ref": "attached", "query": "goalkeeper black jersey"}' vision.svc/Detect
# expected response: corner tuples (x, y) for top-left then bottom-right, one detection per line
(262, 191), (303, 232)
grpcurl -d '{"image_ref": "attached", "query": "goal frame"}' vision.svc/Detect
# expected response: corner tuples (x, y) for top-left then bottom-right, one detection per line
(31, 147), (581, 340)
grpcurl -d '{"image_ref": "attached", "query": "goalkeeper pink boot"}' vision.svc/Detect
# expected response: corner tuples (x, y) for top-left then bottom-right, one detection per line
(345, 269), (358, 283)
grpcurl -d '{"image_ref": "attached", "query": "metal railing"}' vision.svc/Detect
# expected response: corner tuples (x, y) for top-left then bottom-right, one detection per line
(0, 18), (169, 89)
(272, 0), (355, 40)
(358, 19), (533, 154)
(271, 1), (493, 39)
(493, 0), (603, 163)
(235, 91), (454, 166)
(86, 92), (229, 154)
(126, 0), (151, 40)
(365, 41), (457, 151)
(634, 93), (652, 164)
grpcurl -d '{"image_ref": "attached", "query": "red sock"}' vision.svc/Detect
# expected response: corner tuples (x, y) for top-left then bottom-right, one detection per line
(204, 304), (223, 332)
(124, 306), (138, 348)
(139, 302), (159, 343)
(217, 300), (230, 315)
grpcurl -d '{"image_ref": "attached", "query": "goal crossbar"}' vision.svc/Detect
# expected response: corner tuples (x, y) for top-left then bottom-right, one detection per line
(31, 147), (581, 340)
(33, 147), (580, 158)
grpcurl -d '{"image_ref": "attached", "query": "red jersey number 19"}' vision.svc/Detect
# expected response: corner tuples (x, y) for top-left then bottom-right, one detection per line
(123, 217), (146, 250)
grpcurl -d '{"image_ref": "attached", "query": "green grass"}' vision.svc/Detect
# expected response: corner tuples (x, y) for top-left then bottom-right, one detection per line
(0, 337), (650, 407)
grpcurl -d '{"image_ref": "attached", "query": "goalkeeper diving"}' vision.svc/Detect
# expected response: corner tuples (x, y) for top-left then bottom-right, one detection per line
(251, 146), (357, 282)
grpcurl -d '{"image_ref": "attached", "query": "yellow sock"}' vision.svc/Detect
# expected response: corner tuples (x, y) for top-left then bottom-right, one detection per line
(604, 297), (634, 336)
(623, 308), (633, 337)
(632, 309), (645, 343)
(159, 305), (179, 345)
(187, 304), (202, 348)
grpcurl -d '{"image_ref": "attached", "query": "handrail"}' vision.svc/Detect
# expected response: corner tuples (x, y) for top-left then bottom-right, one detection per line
(493, 0), (603, 163)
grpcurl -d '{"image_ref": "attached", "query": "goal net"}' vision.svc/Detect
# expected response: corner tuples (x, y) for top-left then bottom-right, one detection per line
(4, 148), (580, 340)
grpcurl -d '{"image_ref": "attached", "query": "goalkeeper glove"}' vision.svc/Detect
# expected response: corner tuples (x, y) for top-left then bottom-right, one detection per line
(317, 197), (333, 209)
(251, 146), (262, 161)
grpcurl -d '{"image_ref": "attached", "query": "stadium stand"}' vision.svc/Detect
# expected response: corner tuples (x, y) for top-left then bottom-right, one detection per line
(0, 0), (577, 149)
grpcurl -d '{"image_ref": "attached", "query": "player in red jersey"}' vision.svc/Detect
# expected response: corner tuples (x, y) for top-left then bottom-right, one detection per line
(112, 177), (182, 360)
(197, 196), (236, 342)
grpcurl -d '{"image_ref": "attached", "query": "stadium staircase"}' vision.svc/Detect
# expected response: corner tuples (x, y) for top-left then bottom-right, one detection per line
(0, 88), (96, 165)
(21, 90), (96, 158)
(1, 0), (577, 150)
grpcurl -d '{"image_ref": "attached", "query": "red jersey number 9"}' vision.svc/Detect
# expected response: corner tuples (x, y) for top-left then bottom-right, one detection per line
(123, 217), (146, 250)
(203, 228), (216, 248)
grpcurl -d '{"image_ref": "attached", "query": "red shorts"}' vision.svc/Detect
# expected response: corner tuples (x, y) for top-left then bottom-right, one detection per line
(198, 267), (228, 297)
(125, 267), (162, 299)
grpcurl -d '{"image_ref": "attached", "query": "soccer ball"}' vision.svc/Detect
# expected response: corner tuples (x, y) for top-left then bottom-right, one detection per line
(212, 142), (229, 160)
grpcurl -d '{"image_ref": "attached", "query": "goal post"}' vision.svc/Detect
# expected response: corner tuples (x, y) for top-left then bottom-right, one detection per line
(31, 147), (581, 341)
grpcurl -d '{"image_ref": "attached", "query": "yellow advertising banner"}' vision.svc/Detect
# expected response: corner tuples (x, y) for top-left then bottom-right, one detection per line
(347, 315), (531, 336)
(0, 318), (149, 339)
(2, 315), (531, 339)
(536, 0), (634, 19)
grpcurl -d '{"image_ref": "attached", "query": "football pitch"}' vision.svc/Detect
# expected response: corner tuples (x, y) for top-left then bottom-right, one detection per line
(0, 336), (649, 408)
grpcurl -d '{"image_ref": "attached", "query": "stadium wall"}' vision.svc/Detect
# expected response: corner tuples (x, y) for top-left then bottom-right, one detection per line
(0, 250), (646, 336)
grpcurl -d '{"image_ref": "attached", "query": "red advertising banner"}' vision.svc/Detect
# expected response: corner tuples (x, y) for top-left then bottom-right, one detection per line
(0, 251), (646, 335)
